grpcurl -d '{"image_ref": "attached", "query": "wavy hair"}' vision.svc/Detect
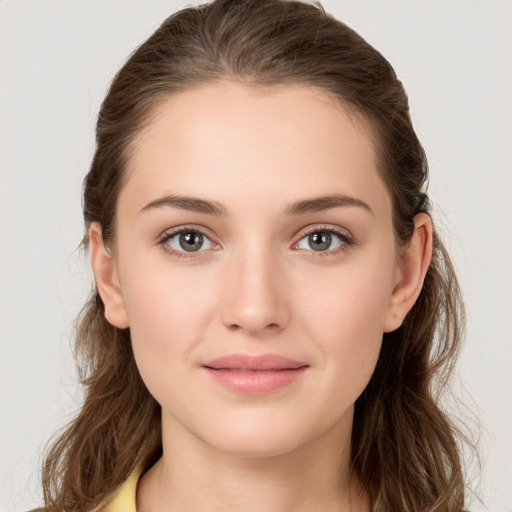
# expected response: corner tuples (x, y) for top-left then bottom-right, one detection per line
(42, 1), (468, 510)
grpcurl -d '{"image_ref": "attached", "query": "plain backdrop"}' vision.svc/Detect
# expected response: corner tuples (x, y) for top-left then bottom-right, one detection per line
(1, 1), (511, 511)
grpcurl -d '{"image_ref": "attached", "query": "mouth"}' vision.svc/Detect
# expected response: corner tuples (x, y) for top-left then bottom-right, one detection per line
(203, 353), (307, 371)
(202, 354), (309, 394)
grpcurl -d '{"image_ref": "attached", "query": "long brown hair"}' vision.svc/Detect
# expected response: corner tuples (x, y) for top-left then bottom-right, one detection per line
(42, 1), (468, 510)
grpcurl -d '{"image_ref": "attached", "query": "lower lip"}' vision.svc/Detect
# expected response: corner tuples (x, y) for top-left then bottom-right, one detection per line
(203, 367), (308, 394)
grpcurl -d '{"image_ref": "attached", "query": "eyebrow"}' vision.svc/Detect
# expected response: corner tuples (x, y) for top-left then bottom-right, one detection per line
(285, 194), (373, 216)
(139, 195), (226, 215)
(139, 193), (372, 217)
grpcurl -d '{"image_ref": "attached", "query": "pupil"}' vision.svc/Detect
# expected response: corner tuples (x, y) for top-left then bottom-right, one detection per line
(309, 232), (331, 251)
(179, 232), (203, 251)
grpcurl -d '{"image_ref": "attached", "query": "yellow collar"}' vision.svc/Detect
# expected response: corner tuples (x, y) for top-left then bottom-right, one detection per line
(103, 469), (142, 512)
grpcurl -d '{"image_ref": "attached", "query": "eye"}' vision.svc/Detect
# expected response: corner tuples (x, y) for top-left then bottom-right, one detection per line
(295, 228), (352, 253)
(162, 229), (215, 253)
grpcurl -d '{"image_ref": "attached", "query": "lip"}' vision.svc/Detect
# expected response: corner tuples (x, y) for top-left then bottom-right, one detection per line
(202, 354), (309, 394)
(204, 354), (307, 371)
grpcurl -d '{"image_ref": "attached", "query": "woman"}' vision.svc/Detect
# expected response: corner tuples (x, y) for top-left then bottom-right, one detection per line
(40, 0), (467, 510)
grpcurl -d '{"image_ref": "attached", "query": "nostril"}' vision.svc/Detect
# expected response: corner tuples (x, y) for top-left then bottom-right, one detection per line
(220, 286), (290, 334)
(226, 322), (281, 333)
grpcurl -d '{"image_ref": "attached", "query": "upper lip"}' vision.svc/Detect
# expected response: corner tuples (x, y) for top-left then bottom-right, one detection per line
(203, 354), (308, 371)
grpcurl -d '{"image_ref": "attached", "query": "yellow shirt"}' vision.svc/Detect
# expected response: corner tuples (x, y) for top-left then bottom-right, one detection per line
(103, 470), (141, 512)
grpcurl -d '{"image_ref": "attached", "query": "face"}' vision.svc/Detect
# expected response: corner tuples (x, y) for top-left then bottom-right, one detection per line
(96, 82), (411, 458)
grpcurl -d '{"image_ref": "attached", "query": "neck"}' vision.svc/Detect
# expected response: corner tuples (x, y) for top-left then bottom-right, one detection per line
(137, 411), (368, 512)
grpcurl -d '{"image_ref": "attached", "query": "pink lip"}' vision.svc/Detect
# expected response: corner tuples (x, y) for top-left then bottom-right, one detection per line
(202, 354), (309, 394)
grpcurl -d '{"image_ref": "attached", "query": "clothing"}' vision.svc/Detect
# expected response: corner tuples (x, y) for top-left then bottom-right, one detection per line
(104, 470), (140, 512)
(29, 470), (141, 512)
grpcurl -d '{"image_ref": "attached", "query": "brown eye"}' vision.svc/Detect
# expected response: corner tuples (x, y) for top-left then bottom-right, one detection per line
(296, 229), (347, 252)
(164, 230), (215, 253)
(179, 232), (204, 252)
(308, 232), (332, 251)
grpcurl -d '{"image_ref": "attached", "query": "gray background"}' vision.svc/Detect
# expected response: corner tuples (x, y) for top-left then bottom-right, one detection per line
(1, 1), (511, 510)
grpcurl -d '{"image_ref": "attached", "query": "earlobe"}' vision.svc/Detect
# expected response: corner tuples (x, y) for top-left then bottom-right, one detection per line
(89, 223), (130, 329)
(383, 213), (433, 333)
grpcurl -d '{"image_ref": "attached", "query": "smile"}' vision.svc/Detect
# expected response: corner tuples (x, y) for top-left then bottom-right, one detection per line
(202, 354), (309, 394)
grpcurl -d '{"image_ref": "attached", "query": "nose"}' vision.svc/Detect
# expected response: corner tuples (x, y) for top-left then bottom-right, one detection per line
(220, 246), (290, 336)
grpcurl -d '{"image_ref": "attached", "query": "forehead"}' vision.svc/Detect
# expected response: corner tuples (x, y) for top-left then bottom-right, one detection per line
(122, 81), (390, 217)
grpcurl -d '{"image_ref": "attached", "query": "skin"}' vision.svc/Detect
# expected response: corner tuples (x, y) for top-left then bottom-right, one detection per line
(90, 81), (432, 511)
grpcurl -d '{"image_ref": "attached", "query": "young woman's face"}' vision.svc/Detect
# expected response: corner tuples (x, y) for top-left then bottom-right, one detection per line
(106, 82), (404, 457)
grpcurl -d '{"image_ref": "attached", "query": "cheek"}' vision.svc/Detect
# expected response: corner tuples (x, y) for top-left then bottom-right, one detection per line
(119, 262), (220, 395)
(293, 253), (396, 396)
(297, 250), (396, 337)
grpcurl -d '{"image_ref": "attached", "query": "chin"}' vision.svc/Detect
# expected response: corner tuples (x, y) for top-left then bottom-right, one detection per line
(196, 413), (321, 459)
(211, 432), (305, 459)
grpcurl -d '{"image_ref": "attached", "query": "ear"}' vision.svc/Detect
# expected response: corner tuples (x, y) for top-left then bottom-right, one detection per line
(89, 222), (130, 329)
(383, 213), (433, 333)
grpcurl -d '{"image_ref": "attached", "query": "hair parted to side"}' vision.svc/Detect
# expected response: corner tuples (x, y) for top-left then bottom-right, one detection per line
(42, 0), (468, 510)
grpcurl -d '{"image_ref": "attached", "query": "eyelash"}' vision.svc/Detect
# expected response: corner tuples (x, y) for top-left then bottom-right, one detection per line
(157, 227), (219, 259)
(293, 225), (355, 257)
(157, 225), (355, 259)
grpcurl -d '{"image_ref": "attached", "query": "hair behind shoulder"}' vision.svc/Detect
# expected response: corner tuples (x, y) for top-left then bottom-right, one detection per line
(42, 1), (471, 510)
